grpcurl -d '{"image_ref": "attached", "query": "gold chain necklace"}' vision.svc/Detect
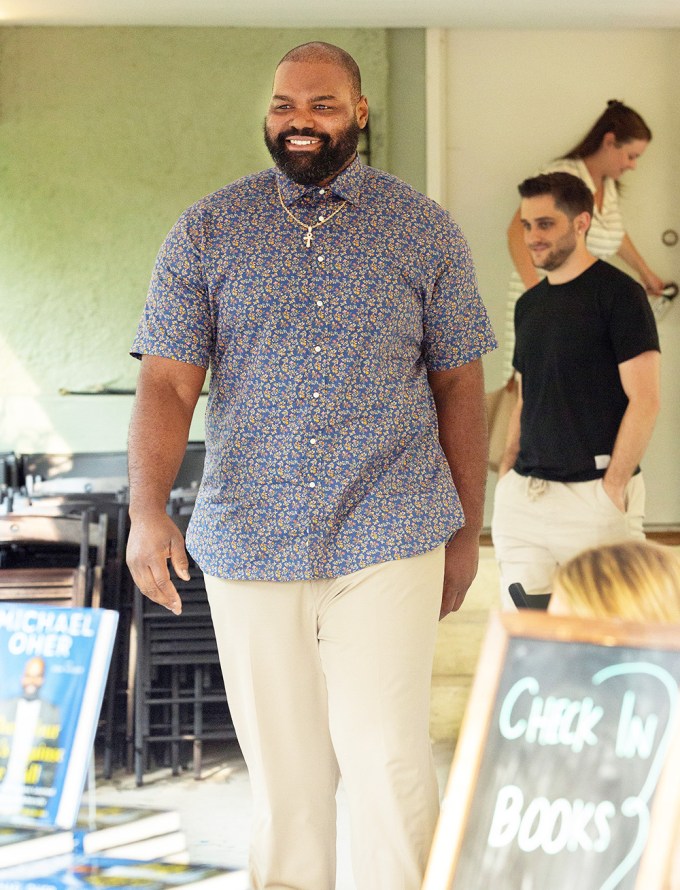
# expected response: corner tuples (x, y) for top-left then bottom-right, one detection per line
(275, 181), (347, 248)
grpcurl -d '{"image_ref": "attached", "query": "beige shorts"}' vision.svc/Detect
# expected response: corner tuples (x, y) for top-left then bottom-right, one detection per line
(491, 470), (645, 608)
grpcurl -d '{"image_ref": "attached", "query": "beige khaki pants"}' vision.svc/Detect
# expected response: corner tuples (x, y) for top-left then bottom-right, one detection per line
(205, 545), (444, 890)
(492, 470), (646, 609)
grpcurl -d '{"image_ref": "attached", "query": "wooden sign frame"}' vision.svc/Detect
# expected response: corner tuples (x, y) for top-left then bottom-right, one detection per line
(422, 611), (680, 890)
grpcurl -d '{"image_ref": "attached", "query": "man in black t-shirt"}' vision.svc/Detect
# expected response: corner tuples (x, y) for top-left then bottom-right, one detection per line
(492, 172), (660, 608)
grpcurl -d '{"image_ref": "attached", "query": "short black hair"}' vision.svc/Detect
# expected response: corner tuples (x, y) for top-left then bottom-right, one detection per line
(518, 172), (594, 219)
(277, 42), (362, 101)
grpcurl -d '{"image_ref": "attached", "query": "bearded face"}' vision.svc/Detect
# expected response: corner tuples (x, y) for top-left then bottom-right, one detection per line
(264, 118), (361, 186)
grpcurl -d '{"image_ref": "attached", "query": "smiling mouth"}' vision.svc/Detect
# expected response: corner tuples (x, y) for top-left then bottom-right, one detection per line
(286, 137), (322, 149)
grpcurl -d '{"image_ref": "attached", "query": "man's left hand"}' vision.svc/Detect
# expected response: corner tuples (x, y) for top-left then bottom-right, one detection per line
(440, 526), (480, 619)
(602, 476), (627, 513)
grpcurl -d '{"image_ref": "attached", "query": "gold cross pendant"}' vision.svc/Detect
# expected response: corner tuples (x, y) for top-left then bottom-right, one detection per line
(303, 228), (313, 248)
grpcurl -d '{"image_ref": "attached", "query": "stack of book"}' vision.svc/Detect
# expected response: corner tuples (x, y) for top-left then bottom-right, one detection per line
(0, 604), (248, 888)
(0, 855), (249, 888)
(73, 803), (187, 862)
(0, 809), (249, 887)
(0, 824), (74, 868)
(0, 803), (188, 866)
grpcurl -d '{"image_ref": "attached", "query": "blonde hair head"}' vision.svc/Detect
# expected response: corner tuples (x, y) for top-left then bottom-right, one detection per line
(553, 540), (680, 623)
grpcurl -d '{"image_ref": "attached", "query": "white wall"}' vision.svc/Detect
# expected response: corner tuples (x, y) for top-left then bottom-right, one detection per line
(439, 29), (680, 524)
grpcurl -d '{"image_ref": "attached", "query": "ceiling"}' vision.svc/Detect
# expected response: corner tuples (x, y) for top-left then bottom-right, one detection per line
(2, 0), (680, 29)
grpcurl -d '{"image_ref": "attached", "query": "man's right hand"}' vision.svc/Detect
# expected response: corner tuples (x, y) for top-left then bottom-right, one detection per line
(126, 513), (190, 615)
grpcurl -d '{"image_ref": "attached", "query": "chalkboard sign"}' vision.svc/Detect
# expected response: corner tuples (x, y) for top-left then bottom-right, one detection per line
(423, 611), (680, 890)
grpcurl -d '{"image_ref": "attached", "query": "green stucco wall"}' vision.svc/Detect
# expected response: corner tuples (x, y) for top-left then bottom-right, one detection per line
(1, 27), (428, 454)
(386, 29), (426, 194)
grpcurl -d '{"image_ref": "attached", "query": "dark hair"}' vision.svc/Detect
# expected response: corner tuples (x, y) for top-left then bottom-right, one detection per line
(277, 42), (362, 101)
(518, 172), (594, 219)
(563, 100), (652, 159)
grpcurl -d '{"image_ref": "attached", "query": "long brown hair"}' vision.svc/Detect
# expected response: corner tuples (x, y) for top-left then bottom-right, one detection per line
(562, 100), (652, 160)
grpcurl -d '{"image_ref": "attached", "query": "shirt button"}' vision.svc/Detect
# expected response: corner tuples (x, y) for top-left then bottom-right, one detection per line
(317, 256), (324, 263)
(313, 392), (320, 399)
(319, 189), (326, 194)
(314, 346), (321, 353)
(310, 438), (317, 445)
(309, 481), (316, 488)
(316, 300), (323, 307)
(318, 215), (325, 222)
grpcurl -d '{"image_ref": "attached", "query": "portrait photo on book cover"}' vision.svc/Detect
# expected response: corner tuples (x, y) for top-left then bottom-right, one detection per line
(0, 655), (62, 818)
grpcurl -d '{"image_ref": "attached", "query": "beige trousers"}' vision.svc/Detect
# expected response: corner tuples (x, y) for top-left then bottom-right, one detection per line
(204, 546), (444, 890)
(492, 470), (646, 609)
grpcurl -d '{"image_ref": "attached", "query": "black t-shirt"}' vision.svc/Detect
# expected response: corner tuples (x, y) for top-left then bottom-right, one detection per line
(513, 260), (660, 482)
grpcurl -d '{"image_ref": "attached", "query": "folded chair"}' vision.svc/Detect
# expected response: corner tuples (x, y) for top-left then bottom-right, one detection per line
(20, 451), (129, 496)
(0, 510), (108, 608)
(129, 490), (235, 784)
(132, 580), (235, 784)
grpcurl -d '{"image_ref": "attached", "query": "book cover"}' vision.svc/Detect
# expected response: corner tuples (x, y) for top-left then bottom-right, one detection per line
(0, 604), (119, 831)
(0, 855), (250, 889)
(0, 825), (74, 868)
(74, 804), (182, 854)
(100, 829), (188, 862)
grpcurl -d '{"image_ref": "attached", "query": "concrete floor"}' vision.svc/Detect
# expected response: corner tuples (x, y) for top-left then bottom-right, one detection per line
(88, 737), (457, 890)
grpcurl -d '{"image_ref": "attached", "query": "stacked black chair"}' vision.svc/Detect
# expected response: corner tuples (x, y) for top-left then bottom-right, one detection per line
(9, 451), (131, 778)
(130, 472), (236, 785)
(132, 575), (236, 784)
(0, 509), (108, 608)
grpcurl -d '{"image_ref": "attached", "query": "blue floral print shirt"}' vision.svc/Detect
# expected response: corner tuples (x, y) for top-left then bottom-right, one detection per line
(132, 158), (497, 581)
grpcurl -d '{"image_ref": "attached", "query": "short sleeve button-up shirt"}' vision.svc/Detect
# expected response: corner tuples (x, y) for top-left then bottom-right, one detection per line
(132, 158), (497, 581)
